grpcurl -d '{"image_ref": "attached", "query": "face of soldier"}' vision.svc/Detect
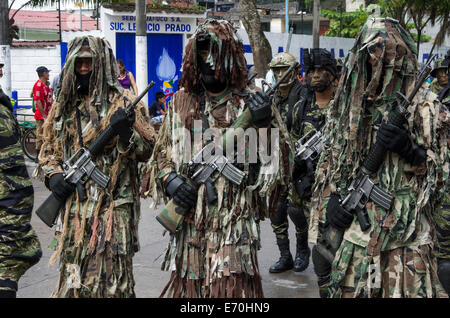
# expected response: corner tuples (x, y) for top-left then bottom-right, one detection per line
(307, 67), (333, 92)
(436, 69), (448, 86)
(271, 66), (289, 83)
(75, 57), (93, 96)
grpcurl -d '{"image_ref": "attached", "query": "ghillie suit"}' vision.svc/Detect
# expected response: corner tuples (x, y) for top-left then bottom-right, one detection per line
(309, 17), (449, 298)
(0, 102), (42, 298)
(38, 36), (155, 298)
(141, 19), (292, 297)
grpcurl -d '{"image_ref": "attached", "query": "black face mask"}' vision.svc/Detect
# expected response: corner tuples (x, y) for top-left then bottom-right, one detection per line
(198, 57), (226, 94)
(75, 71), (92, 96)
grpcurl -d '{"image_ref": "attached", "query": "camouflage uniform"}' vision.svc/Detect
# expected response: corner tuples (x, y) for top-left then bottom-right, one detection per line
(434, 57), (450, 293)
(141, 20), (291, 298)
(309, 18), (449, 298)
(0, 100), (42, 297)
(38, 36), (155, 298)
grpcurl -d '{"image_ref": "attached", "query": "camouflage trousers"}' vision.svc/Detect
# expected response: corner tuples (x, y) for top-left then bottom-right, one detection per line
(433, 191), (450, 260)
(270, 194), (310, 240)
(328, 240), (448, 298)
(35, 119), (44, 152)
(0, 161), (42, 293)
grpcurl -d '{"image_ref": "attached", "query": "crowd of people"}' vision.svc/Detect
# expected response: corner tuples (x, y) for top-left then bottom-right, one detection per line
(0, 15), (449, 299)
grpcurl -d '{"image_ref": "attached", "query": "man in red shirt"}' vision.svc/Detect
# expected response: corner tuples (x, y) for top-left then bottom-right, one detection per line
(33, 66), (52, 157)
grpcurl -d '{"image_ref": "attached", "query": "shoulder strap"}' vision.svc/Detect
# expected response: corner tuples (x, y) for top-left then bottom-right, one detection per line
(75, 105), (84, 149)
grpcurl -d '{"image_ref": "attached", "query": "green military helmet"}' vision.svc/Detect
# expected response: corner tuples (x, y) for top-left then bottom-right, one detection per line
(431, 56), (449, 78)
(269, 52), (297, 68)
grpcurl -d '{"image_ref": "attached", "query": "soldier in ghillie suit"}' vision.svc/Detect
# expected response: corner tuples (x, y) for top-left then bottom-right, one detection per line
(141, 19), (291, 297)
(429, 56), (449, 94)
(37, 36), (155, 298)
(0, 61), (42, 298)
(284, 48), (337, 288)
(266, 52), (306, 273)
(309, 17), (449, 298)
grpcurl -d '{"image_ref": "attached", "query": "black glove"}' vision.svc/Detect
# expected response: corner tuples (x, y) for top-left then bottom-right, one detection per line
(247, 91), (272, 128)
(326, 194), (354, 230)
(49, 173), (74, 201)
(377, 122), (426, 166)
(110, 108), (135, 146)
(163, 172), (197, 213)
(294, 175), (313, 199)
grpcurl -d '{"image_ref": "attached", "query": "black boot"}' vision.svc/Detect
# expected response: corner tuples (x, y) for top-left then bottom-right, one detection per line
(437, 258), (450, 295)
(269, 238), (294, 273)
(293, 232), (311, 272)
(0, 290), (16, 298)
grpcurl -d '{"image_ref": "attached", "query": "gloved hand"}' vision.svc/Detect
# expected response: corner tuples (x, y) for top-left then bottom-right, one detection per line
(110, 108), (135, 146)
(294, 175), (313, 199)
(376, 122), (412, 157)
(376, 122), (426, 166)
(326, 194), (354, 230)
(247, 91), (272, 128)
(49, 173), (74, 201)
(163, 172), (197, 214)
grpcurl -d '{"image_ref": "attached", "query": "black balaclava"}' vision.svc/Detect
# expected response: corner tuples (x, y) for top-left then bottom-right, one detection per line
(75, 71), (92, 96)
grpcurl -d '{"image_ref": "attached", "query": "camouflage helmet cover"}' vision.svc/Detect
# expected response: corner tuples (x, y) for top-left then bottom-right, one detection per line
(269, 52), (297, 68)
(431, 56), (449, 78)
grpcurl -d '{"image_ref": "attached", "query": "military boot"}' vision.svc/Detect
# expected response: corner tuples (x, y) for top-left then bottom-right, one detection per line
(293, 232), (311, 272)
(269, 238), (294, 273)
(437, 258), (450, 295)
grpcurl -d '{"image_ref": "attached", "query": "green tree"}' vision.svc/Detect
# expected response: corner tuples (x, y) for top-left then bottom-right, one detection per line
(321, 6), (368, 38)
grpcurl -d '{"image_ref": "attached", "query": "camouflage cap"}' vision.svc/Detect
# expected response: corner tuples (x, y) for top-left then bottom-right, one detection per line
(431, 57), (449, 78)
(303, 48), (337, 78)
(269, 52), (297, 68)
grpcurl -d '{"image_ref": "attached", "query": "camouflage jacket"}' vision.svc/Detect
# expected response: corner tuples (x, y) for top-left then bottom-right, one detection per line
(310, 85), (450, 251)
(39, 89), (154, 259)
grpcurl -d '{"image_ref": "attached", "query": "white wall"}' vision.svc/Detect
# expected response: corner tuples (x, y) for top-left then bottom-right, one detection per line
(11, 45), (62, 103)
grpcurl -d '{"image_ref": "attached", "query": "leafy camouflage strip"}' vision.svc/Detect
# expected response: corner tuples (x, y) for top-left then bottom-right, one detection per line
(50, 204), (136, 298)
(309, 17), (450, 297)
(329, 241), (448, 298)
(0, 104), (42, 292)
(38, 36), (154, 298)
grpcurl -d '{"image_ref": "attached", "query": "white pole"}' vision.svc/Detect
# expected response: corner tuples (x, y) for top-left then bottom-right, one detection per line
(0, 45), (12, 97)
(136, 0), (148, 104)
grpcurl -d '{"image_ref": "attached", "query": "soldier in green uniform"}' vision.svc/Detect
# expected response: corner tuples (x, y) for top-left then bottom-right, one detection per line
(284, 48), (337, 293)
(0, 60), (42, 298)
(429, 57), (449, 94)
(141, 19), (291, 297)
(434, 51), (450, 295)
(38, 36), (155, 298)
(309, 17), (449, 298)
(265, 52), (306, 273)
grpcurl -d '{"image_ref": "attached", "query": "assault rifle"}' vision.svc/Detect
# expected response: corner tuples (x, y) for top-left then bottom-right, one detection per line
(295, 129), (323, 161)
(315, 55), (434, 264)
(36, 81), (155, 227)
(156, 63), (300, 234)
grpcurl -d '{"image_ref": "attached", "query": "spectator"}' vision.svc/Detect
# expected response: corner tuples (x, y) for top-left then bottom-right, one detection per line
(50, 72), (61, 99)
(117, 59), (138, 95)
(148, 91), (167, 118)
(32, 66), (52, 158)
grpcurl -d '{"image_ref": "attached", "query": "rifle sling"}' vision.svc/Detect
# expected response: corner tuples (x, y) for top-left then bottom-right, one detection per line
(75, 105), (84, 149)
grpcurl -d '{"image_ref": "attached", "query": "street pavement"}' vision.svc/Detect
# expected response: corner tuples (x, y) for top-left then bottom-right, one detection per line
(18, 159), (319, 298)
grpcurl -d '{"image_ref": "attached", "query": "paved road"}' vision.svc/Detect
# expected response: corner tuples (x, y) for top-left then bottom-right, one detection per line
(18, 160), (319, 298)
